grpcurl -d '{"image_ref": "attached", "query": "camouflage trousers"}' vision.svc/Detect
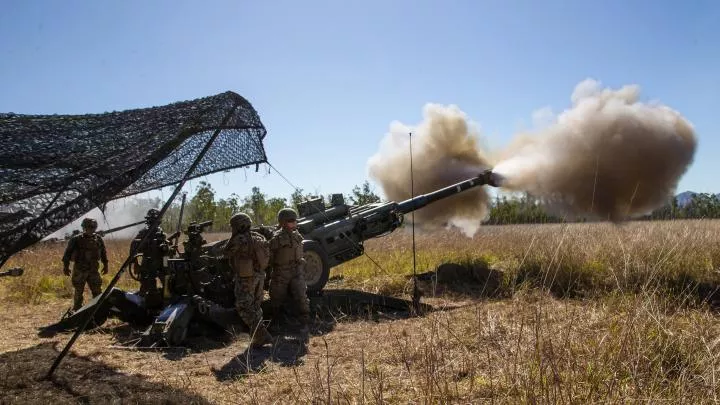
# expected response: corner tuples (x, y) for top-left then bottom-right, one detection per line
(71, 266), (102, 310)
(269, 266), (309, 320)
(234, 272), (265, 331)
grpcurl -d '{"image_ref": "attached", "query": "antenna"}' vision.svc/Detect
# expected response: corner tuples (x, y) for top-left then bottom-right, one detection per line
(409, 132), (421, 315)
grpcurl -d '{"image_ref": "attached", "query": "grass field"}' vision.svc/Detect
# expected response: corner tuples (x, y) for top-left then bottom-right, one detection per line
(1, 220), (720, 403)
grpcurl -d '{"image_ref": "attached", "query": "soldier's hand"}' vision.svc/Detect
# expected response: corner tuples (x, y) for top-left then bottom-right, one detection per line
(101, 262), (108, 275)
(63, 266), (71, 276)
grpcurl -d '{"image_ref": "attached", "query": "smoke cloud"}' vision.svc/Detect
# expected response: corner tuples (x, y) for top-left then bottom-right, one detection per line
(45, 197), (158, 240)
(494, 79), (697, 221)
(368, 79), (697, 233)
(367, 104), (493, 236)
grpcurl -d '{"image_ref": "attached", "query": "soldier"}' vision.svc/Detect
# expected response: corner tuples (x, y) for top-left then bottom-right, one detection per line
(130, 208), (171, 305)
(223, 213), (273, 347)
(62, 218), (108, 311)
(268, 208), (310, 331)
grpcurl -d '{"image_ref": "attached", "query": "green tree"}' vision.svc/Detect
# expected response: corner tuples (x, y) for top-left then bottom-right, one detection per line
(290, 188), (317, 212)
(235, 187), (289, 225)
(188, 181), (216, 224)
(238, 187), (266, 225)
(211, 192), (242, 231)
(349, 181), (381, 206)
(264, 197), (288, 224)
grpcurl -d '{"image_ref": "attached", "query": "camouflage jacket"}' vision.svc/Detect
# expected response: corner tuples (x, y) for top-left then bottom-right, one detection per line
(62, 233), (108, 269)
(223, 230), (270, 278)
(269, 228), (305, 271)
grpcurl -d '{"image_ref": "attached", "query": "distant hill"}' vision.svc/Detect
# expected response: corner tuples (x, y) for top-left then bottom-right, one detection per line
(675, 191), (720, 207)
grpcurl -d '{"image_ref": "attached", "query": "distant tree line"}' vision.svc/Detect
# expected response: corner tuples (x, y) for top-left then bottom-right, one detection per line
(483, 194), (566, 225)
(482, 192), (720, 224)
(641, 193), (720, 221)
(119, 182), (719, 234)
(158, 180), (383, 232)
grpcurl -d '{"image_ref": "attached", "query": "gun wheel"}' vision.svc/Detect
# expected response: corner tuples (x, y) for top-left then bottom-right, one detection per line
(302, 240), (329, 295)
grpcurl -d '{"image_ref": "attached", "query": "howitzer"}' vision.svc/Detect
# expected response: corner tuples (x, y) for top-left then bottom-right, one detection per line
(39, 170), (502, 347)
(284, 169), (503, 293)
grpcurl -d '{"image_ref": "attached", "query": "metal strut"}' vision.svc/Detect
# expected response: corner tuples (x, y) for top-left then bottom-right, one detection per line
(44, 101), (241, 379)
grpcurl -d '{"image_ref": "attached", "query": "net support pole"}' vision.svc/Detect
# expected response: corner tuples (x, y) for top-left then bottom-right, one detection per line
(409, 132), (421, 315)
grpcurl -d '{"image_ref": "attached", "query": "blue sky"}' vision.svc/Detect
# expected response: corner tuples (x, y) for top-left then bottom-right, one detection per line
(1, 0), (718, 207)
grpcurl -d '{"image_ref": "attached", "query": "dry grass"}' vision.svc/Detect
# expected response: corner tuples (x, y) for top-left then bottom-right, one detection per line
(1, 219), (719, 403)
(0, 232), (231, 306)
(225, 291), (720, 403)
(335, 220), (720, 302)
(0, 239), (138, 306)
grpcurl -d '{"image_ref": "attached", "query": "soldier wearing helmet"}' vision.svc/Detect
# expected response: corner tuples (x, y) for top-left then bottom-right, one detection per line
(129, 208), (171, 306)
(268, 207), (310, 332)
(223, 212), (273, 347)
(62, 217), (108, 311)
(144, 208), (161, 225)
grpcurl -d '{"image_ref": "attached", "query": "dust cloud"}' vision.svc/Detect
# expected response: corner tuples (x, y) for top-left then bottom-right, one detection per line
(45, 197), (156, 240)
(368, 79), (697, 233)
(494, 79), (697, 221)
(367, 104), (493, 236)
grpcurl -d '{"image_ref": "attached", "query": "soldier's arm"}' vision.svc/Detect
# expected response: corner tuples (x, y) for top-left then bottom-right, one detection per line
(293, 232), (305, 269)
(253, 237), (270, 271)
(98, 237), (109, 264)
(62, 237), (77, 266)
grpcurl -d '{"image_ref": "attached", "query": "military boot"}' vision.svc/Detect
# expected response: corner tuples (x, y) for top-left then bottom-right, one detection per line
(250, 325), (273, 348)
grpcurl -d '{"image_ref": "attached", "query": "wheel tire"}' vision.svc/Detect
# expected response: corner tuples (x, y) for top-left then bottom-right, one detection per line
(302, 240), (330, 295)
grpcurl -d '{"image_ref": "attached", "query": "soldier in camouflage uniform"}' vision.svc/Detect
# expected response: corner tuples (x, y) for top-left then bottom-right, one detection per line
(269, 208), (310, 330)
(223, 212), (273, 347)
(130, 208), (171, 307)
(62, 218), (108, 311)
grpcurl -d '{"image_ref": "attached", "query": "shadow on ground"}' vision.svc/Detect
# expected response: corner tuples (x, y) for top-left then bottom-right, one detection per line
(86, 320), (234, 361)
(212, 288), (431, 381)
(411, 261), (507, 300)
(0, 342), (210, 404)
(412, 259), (720, 314)
(212, 333), (308, 381)
(37, 287), (433, 377)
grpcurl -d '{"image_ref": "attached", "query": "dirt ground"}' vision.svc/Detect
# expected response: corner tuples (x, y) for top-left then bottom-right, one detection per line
(0, 291), (467, 404)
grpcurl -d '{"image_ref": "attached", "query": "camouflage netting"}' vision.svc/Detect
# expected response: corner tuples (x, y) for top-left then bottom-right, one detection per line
(0, 91), (268, 266)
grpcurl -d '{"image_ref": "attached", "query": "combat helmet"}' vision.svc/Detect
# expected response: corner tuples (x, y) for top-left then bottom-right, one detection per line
(277, 207), (298, 223)
(81, 218), (98, 230)
(145, 208), (161, 225)
(230, 213), (252, 233)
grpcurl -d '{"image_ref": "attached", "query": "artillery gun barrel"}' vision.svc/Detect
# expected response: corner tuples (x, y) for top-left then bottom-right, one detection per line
(396, 169), (503, 214)
(97, 220), (146, 236)
(197, 220), (213, 228)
